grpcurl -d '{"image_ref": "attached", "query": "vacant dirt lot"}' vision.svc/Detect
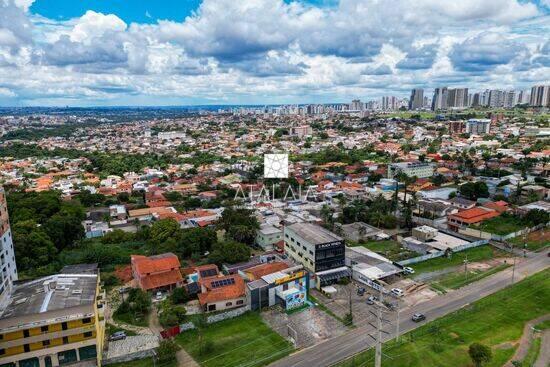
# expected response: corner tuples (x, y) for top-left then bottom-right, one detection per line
(262, 305), (347, 348)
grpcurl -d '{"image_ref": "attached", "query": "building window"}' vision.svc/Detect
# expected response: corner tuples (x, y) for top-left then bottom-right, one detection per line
(41, 325), (49, 333)
(82, 317), (92, 324)
(63, 336), (69, 344)
(62, 322), (68, 330)
(23, 329), (30, 338)
(225, 302), (232, 307)
(83, 331), (93, 338)
(236, 300), (244, 305)
(43, 340), (50, 346)
(24, 344), (30, 352)
(0, 348), (4, 355)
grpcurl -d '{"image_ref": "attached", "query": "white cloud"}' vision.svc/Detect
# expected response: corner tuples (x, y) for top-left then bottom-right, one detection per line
(0, 0), (548, 105)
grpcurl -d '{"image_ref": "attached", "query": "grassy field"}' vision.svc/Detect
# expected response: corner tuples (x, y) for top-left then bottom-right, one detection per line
(510, 229), (550, 252)
(176, 312), (293, 367)
(411, 245), (506, 276)
(335, 269), (550, 367)
(349, 240), (417, 262)
(477, 216), (527, 235)
(108, 357), (177, 367)
(432, 264), (511, 290)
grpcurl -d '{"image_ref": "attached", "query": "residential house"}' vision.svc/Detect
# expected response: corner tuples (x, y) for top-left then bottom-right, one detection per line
(131, 253), (183, 292)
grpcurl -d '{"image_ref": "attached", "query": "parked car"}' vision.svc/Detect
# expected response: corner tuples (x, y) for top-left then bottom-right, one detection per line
(391, 288), (404, 297)
(109, 331), (126, 341)
(366, 295), (378, 305)
(357, 287), (366, 296)
(412, 313), (426, 322)
(155, 291), (163, 300)
(403, 267), (415, 274)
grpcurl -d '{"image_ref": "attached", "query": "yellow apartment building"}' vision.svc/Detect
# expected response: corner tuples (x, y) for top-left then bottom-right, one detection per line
(0, 264), (105, 367)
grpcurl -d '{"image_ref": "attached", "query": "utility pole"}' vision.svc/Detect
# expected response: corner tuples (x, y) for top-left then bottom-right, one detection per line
(510, 242), (516, 284)
(375, 286), (383, 367)
(395, 304), (401, 343)
(464, 254), (468, 283)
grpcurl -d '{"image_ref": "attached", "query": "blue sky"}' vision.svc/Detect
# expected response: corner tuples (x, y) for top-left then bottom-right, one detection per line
(0, 0), (548, 106)
(30, 0), (202, 24)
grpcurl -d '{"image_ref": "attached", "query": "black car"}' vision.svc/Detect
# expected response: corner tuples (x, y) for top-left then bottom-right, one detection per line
(357, 287), (366, 296)
(411, 313), (426, 322)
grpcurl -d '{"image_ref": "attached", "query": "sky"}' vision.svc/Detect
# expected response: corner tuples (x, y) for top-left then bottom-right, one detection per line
(0, 0), (548, 106)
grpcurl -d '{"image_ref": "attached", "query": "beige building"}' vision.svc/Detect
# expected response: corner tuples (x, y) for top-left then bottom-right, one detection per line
(0, 265), (105, 367)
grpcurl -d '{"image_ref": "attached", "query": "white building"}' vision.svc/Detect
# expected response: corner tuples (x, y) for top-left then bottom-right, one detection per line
(466, 119), (491, 135)
(0, 187), (17, 309)
(388, 162), (434, 179)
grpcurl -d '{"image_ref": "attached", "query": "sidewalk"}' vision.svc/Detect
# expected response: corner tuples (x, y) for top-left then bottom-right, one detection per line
(504, 314), (550, 367)
(148, 305), (200, 367)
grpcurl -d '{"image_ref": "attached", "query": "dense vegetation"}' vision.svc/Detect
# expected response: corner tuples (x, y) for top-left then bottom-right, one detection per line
(7, 190), (258, 278)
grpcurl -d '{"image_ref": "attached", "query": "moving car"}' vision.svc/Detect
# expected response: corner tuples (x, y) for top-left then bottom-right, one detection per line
(391, 288), (404, 297)
(403, 266), (415, 274)
(109, 331), (127, 341)
(412, 313), (426, 322)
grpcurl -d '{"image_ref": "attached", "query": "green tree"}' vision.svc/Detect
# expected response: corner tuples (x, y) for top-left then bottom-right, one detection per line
(468, 342), (492, 367)
(43, 203), (85, 251)
(227, 225), (257, 245)
(157, 339), (179, 364)
(459, 182), (489, 200)
(12, 220), (57, 272)
(209, 241), (251, 265)
(171, 287), (190, 304)
(149, 219), (181, 248)
(177, 227), (217, 257)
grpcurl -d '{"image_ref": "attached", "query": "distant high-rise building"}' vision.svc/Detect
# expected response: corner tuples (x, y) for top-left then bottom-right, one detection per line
(504, 90), (516, 108)
(466, 119), (491, 135)
(381, 96), (399, 111)
(516, 90), (529, 105)
(0, 187), (16, 308)
(350, 99), (364, 111)
(432, 87), (448, 110)
(447, 88), (469, 108)
(409, 89), (424, 110)
(530, 85), (550, 107)
(448, 121), (465, 134)
(481, 90), (491, 107)
(488, 90), (505, 108)
(472, 93), (481, 107)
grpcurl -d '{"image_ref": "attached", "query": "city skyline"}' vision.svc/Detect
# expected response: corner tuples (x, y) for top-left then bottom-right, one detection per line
(0, 0), (549, 106)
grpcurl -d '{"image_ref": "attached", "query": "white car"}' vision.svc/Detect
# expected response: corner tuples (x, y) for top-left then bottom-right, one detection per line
(391, 288), (404, 297)
(403, 267), (415, 274)
(155, 291), (163, 300)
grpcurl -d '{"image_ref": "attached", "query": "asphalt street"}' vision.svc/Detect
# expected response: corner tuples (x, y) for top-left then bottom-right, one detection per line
(269, 248), (549, 367)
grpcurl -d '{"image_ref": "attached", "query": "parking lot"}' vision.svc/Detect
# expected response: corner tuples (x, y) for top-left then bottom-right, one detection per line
(310, 278), (439, 326)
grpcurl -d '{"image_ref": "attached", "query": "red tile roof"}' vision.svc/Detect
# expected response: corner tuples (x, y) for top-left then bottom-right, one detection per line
(244, 262), (289, 279)
(197, 275), (245, 305)
(140, 269), (183, 290)
(132, 253), (181, 275)
(132, 253), (183, 291)
(448, 207), (500, 224)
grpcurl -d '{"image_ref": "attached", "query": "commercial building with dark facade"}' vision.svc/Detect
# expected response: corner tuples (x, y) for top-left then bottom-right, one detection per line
(284, 223), (348, 288)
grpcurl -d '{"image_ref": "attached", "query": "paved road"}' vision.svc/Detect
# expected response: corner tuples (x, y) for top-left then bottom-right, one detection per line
(269, 249), (549, 367)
